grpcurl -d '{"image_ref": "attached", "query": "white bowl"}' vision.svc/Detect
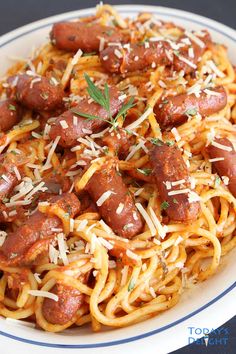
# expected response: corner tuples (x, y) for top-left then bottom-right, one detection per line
(0, 5), (235, 354)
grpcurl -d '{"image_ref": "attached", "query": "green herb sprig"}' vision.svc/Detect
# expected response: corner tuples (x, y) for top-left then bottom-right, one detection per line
(71, 73), (136, 130)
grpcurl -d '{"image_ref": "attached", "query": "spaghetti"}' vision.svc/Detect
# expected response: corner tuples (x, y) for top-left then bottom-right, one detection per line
(0, 4), (235, 333)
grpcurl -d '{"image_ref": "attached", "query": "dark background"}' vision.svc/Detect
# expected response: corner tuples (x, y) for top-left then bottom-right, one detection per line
(0, 0), (235, 353)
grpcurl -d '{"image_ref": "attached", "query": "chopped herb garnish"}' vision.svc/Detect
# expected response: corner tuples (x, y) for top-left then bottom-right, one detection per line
(136, 168), (152, 176)
(166, 140), (175, 146)
(72, 73), (136, 130)
(124, 129), (133, 135)
(215, 175), (221, 187)
(2, 197), (9, 204)
(128, 278), (135, 291)
(115, 97), (135, 121)
(82, 51), (97, 57)
(8, 104), (16, 111)
(104, 29), (114, 36)
(173, 50), (180, 57)
(123, 224), (131, 230)
(116, 169), (122, 177)
(112, 19), (119, 26)
(10, 150), (17, 155)
(185, 108), (197, 116)
(40, 92), (49, 100)
(103, 147), (109, 155)
(173, 198), (178, 204)
(161, 201), (169, 210)
(162, 99), (169, 105)
(150, 138), (163, 146)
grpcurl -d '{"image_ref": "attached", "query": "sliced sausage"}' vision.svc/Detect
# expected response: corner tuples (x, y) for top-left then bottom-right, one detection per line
(0, 162), (18, 200)
(149, 143), (200, 221)
(154, 86), (227, 129)
(0, 150), (27, 199)
(0, 193), (80, 265)
(50, 22), (123, 52)
(0, 99), (22, 132)
(8, 74), (64, 111)
(0, 151), (28, 222)
(100, 40), (172, 73)
(207, 137), (236, 197)
(173, 31), (211, 74)
(86, 159), (143, 238)
(101, 128), (132, 159)
(49, 86), (122, 147)
(42, 283), (84, 325)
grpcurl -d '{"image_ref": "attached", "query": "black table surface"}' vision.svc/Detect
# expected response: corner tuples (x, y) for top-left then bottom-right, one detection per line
(0, 1), (235, 353)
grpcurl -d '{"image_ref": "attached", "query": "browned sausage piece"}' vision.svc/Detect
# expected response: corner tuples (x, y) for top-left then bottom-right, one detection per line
(0, 150), (28, 199)
(49, 86), (122, 148)
(101, 128), (132, 159)
(0, 99), (22, 132)
(8, 74), (64, 111)
(173, 31), (211, 74)
(86, 159), (143, 238)
(0, 193), (80, 264)
(154, 86), (227, 129)
(0, 151), (28, 222)
(50, 22), (123, 52)
(100, 40), (172, 73)
(42, 283), (84, 325)
(207, 137), (236, 197)
(0, 162), (18, 200)
(149, 143), (200, 221)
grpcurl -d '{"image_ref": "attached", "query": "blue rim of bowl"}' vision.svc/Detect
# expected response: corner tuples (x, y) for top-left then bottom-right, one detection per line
(0, 6), (235, 349)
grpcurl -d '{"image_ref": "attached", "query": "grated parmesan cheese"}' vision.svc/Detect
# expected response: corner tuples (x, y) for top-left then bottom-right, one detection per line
(99, 37), (105, 52)
(149, 207), (167, 239)
(177, 55), (197, 69)
(188, 191), (201, 203)
(168, 188), (190, 196)
(71, 49), (83, 66)
(135, 203), (156, 236)
(41, 136), (60, 171)
(114, 49), (123, 58)
(171, 127), (181, 142)
(185, 31), (205, 48)
(97, 237), (113, 250)
(96, 190), (116, 207)
(57, 233), (69, 266)
(125, 107), (153, 131)
(76, 219), (88, 231)
(204, 89), (222, 96)
(222, 176), (229, 185)
(209, 157), (225, 162)
(171, 179), (186, 186)
(116, 202), (124, 214)
(206, 60), (225, 78)
(0, 231), (7, 246)
(1, 174), (11, 184)
(28, 290), (58, 302)
(211, 140), (232, 152)
(59, 120), (69, 129)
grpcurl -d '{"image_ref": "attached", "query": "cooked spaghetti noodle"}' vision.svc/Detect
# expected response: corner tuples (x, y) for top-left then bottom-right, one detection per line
(0, 4), (235, 333)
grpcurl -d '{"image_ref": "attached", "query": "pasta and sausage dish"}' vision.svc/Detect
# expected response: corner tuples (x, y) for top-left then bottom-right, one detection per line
(0, 3), (235, 332)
